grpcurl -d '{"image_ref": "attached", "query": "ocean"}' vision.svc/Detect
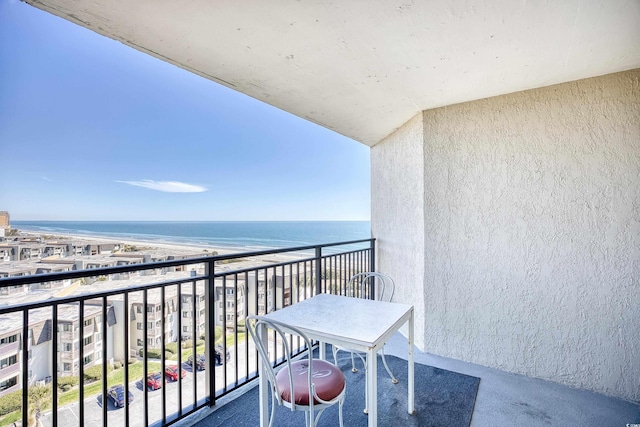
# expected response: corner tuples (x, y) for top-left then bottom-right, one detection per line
(11, 221), (371, 252)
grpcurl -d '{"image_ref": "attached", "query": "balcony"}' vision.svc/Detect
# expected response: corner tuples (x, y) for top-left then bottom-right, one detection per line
(0, 341), (19, 358)
(175, 332), (639, 427)
(0, 237), (636, 426)
(0, 239), (374, 426)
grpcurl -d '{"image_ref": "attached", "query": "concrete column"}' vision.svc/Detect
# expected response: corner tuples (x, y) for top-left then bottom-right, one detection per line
(371, 112), (427, 349)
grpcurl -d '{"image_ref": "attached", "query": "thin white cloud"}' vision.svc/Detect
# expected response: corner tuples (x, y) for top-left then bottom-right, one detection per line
(116, 180), (207, 193)
(41, 176), (52, 182)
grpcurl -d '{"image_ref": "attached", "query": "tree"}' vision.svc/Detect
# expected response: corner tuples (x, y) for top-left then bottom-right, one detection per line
(28, 384), (52, 426)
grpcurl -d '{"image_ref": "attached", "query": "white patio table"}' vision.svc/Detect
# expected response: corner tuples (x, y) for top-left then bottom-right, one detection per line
(257, 293), (415, 427)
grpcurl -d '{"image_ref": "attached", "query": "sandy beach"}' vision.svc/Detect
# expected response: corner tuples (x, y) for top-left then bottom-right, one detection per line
(17, 229), (311, 266)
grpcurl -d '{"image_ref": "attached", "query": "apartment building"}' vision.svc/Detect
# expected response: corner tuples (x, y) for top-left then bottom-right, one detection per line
(180, 282), (206, 341)
(42, 242), (69, 258)
(0, 212), (9, 238)
(0, 312), (22, 396)
(0, 264), (35, 296)
(57, 304), (113, 377)
(0, 245), (13, 262)
(0, 303), (114, 396)
(127, 290), (179, 357)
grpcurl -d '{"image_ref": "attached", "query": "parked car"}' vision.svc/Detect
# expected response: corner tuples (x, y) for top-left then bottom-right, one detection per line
(146, 372), (163, 390)
(187, 354), (206, 371)
(165, 365), (187, 381)
(186, 347), (231, 370)
(215, 346), (231, 365)
(107, 384), (133, 408)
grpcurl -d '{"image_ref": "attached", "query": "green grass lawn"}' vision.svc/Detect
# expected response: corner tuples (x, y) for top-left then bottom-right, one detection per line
(0, 360), (163, 426)
(0, 336), (244, 427)
(58, 361), (162, 406)
(0, 411), (21, 427)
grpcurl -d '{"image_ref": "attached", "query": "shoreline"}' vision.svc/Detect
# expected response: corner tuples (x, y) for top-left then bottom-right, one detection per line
(15, 230), (312, 263)
(19, 229), (236, 255)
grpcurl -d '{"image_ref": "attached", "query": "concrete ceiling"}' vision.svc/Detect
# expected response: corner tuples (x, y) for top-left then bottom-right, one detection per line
(27, 0), (640, 146)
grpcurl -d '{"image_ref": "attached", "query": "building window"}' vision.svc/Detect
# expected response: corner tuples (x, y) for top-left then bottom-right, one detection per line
(63, 363), (72, 372)
(147, 338), (154, 346)
(0, 334), (17, 344)
(61, 343), (72, 352)
(147, 306), (153, 313)
(136, 306), (142, 313)
(83, 319), (92, 327)
(182, 326), (189, 333)
(83, 336), (93, 346)
(183, 312), (190, 318)
(83, 355), (92, 366)
(0, 376), (18, 391)
(147, 322), (153, 330)
(95, 333), (101, 342)
(137, 323), (143, 330)
(226, 289), (234, 295)
(0, 355), (17, 369)
(137, 339), (143, 347)
(226, 301), (234, 308)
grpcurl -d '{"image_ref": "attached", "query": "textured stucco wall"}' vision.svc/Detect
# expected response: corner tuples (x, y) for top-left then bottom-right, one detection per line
(372, 69), (640, 401)
(371, 113), (427, 349)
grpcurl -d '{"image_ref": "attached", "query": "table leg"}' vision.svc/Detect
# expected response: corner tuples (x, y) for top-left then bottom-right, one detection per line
(319, 341), (326, 360)
(258, 324), (269, 427)
(408, 310), (415, 414)
(366, 348), (378, 426)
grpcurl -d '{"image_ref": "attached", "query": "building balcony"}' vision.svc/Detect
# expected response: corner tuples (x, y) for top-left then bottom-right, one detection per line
(0, 363), (20, 382)
(0, 238), (637, 427)
(0, 341), (19, 358)
(173, 332), (639, 427)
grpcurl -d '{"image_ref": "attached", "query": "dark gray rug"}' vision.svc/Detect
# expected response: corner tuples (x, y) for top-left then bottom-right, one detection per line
(195, 352), (480, 427)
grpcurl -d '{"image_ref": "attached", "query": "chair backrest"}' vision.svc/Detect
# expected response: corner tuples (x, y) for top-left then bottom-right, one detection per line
(346, 272), (395, 302)
(246, 315), (315, 411)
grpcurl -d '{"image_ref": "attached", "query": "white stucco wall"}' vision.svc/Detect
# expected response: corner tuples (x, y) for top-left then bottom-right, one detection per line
(371, 113), (427, 349)
(372, 69), (640, 401)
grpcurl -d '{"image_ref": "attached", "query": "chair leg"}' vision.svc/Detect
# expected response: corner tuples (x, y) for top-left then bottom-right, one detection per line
(380, 348), (399, 384)
(269, 389), (277, 427)
(338, 395), (345, 427)
(350, 351), (358, 373)
(363, 357), (368, 414)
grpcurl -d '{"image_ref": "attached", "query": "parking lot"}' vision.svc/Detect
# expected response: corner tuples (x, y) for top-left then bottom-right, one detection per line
(40, 360), (229, 427)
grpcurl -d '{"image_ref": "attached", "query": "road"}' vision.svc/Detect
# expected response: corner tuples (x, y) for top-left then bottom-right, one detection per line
(40, 364), (204, 427)
(39, 346), (259, 427)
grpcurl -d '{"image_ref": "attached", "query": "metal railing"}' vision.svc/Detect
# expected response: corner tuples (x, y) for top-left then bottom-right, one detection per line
(0, 238), (374, 427)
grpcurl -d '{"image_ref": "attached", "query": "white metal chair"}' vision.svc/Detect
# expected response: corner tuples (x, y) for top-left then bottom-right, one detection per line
(247, 315), (346, 427)
(332, 271), (398, 413)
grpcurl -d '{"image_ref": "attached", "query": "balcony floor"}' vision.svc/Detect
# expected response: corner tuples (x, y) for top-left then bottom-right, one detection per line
(179, 332), (640, 427)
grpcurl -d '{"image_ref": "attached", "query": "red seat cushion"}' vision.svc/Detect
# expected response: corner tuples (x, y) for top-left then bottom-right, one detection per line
(276, 359), (346, 405)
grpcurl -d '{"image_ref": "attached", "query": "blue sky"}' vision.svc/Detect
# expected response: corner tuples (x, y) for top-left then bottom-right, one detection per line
(0, 1), (370, 221)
